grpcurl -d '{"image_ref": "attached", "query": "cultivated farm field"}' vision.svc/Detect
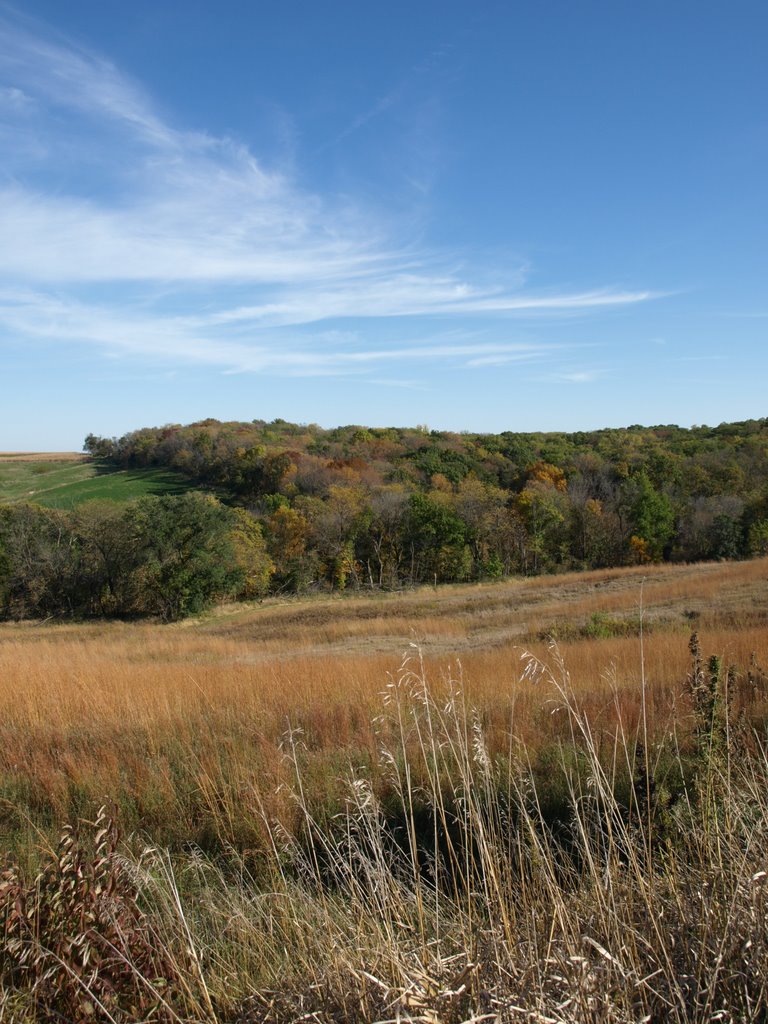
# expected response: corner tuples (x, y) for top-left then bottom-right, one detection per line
(0, 452), (88, 461)
(2, 558), (768, 1021)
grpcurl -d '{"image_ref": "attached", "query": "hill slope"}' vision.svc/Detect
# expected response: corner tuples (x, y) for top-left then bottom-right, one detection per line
(0, 456), (192, 508)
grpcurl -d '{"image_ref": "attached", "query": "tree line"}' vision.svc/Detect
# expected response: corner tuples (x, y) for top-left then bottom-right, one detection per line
(0, 494), (272, 621)
(2, 416), (767, 620)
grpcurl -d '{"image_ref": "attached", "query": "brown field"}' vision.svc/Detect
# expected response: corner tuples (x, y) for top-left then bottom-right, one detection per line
(0, 451), (87, 461)
(3, 558), (768, 1022)
(2, 557), (767, 862)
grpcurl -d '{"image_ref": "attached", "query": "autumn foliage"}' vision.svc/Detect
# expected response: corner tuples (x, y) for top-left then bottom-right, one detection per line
(2, 416), (768, 621)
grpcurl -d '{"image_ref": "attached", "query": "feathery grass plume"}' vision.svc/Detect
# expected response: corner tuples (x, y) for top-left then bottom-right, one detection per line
(0, 806), (197, 1022)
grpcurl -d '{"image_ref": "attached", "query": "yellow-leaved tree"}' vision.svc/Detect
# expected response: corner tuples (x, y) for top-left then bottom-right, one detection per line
(230, 507), (274, 599)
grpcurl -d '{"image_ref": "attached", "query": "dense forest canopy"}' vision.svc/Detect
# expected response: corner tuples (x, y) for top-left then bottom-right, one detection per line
(2, 417), (767, 620)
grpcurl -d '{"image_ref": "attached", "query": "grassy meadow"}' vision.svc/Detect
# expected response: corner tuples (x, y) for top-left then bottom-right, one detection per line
(0, 453), (191, 508)
(2, 557), (768, 1021)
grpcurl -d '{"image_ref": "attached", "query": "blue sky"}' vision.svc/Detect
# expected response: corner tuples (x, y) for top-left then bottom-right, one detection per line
(1, 0), (766, 450)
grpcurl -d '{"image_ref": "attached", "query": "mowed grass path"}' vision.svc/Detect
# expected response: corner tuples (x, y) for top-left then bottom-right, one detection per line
(0, 455), (192, 508)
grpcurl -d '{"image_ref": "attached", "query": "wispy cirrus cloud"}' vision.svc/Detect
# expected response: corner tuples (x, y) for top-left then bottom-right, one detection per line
(551, 370), (607, 383)
(0, 286), (560, 375)
(525, 368), (609, 384)
(0, 10), (657, 377)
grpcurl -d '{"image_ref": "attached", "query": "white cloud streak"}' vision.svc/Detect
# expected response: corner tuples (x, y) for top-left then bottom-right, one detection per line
(0, 286), (560, 375)
(0, 11), (657, 376)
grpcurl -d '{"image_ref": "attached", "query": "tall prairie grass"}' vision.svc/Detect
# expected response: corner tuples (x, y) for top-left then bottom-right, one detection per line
(2, 558), (768, 1019)
(1, 559), (767, 862)
(3, 633), (768, 1022)
(2, 623), (767, 861)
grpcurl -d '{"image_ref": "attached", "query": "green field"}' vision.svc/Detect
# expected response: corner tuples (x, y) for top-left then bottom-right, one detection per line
(0, 458), (192, 508)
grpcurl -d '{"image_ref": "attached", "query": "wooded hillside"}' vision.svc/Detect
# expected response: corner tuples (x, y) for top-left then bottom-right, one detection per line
(86, 416), (768, 572)
(2, 417), (766, 620)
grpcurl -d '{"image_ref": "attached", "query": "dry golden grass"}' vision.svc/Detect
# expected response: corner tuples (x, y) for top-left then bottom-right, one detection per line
(1, 557), (767, 865)
(3, 558), (768, 1021)
(0, 452), (87, 462)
